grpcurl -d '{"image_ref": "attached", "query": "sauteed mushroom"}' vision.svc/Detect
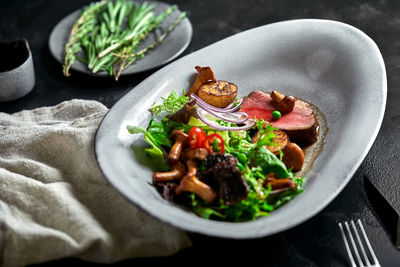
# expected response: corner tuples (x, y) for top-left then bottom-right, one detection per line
(185, 66), (216, 97)
(175, 159), (217, 203)
(152, 161), (186, 182)
(270, 90), (296, 114)
(264, 173), (297, 191)
(168, 130), (188, 164)
(282, 143), (304, 172)
(182, 147), (209, 161)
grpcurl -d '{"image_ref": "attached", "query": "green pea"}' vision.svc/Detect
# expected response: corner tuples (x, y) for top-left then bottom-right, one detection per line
(272, 110), (281, 119)
(237, 162), (244, 172)
(229, 139), (240, 148)
(236, 153), (248, 164)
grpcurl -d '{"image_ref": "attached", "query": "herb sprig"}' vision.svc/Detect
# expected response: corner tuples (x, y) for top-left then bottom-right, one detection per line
(63, 0), (186, 80)
(63, 0), (107, 77)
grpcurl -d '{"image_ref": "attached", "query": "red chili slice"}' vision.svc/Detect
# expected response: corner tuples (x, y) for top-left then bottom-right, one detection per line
(187, 127), (206, 149)
(202, 133), (225, 153)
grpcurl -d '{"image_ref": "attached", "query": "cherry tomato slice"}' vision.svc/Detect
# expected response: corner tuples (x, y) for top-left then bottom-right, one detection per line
(188, 127), (206, 149)
(202, 133), (225, 153)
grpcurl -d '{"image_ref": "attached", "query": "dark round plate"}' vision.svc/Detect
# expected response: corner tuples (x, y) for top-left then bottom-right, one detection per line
(48, 1), (192, 77)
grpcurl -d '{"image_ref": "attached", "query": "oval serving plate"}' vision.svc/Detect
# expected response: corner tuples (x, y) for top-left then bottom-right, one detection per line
(48, 0), (192, 77)
(95, 19), (386, 238)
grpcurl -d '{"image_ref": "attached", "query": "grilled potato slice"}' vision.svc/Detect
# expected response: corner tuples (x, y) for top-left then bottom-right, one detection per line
(252, 129), (290, 156)
(265, 130), (290, 156)
(197, 80), (238, 108)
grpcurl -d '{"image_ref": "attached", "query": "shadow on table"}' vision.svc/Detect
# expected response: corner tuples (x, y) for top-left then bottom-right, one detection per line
(40, 45), (157, 91)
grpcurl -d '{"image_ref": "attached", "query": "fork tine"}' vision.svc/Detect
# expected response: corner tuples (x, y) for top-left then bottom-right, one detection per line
(344, 221), (364, 267)
(351, 220), (371, 266)
(357, 219), (379, 266)
(339, 222), (357, 267)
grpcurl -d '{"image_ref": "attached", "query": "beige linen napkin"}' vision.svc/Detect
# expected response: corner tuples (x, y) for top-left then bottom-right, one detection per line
(0, 99), (191, 267)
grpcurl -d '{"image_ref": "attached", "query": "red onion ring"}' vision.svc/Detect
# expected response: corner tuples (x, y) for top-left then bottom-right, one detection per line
(224, 97), (243, 110)
(196, 105), (249, 124)
(196, 107), (256, 131)
(190, 94), (243, 113)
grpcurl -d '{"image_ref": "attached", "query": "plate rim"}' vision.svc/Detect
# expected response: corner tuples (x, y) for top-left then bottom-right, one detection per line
(94, 18), (387, 238)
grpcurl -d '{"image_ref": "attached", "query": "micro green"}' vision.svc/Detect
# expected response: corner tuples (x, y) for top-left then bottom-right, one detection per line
(150, 89), (189, 115)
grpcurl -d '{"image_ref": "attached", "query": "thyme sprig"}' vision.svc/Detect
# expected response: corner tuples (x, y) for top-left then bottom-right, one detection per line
(63, 0), (107, 77)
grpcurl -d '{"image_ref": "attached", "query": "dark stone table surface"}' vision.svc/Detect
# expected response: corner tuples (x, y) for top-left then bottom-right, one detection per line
(1, 0), (400, 266)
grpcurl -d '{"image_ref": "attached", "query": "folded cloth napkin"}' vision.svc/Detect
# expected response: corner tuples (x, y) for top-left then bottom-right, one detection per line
(0, 99), (191, 267)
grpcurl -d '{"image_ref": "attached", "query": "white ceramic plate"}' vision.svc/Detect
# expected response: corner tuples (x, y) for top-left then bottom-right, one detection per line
(95, 19), (386, 238)
(48, 1), (192, 76)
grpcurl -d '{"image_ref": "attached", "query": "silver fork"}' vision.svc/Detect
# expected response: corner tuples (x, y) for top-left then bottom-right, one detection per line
(338, 219), (380, 267)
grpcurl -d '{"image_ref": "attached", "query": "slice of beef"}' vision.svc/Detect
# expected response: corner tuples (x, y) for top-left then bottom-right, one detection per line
(240, 90), (319, 145)
(200, 153), (249, 206)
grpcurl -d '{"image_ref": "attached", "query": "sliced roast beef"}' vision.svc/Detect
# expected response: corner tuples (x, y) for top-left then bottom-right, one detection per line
(240, 90), (319, 145)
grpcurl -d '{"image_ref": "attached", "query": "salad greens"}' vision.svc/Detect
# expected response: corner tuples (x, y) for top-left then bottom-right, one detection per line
(127, 120), (170, 171)
(127, 116), (192, 171)
(187, 117), (303, 221)
(128, 90), (304, 222)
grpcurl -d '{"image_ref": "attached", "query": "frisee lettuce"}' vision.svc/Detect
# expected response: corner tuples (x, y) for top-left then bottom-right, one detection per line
(150, 89), (189, 115)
